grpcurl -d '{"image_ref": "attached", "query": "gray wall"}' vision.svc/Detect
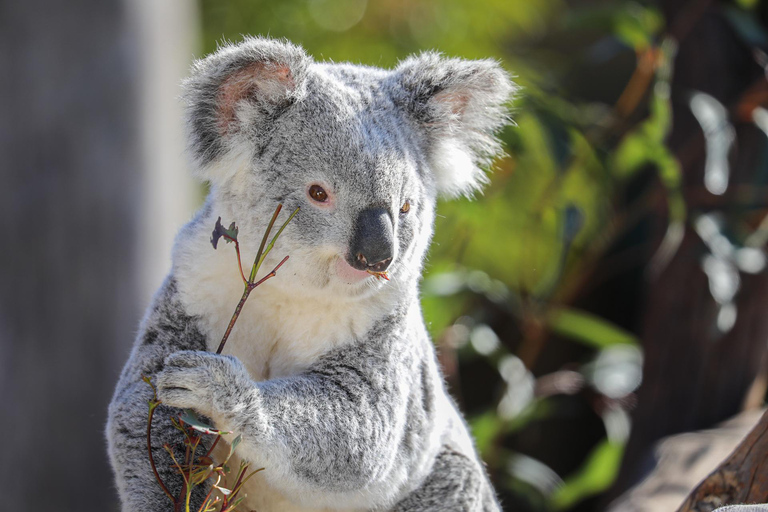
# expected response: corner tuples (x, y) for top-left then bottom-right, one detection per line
(0, 0), (196, 508)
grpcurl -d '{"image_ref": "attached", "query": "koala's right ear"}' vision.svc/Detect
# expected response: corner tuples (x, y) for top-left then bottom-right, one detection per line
(182, 37), (311, 183)
(393, 53), (516, 199)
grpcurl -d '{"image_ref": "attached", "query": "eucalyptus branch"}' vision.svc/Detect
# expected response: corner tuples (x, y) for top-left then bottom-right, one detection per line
(143, 375), (174, 504)
(249, 204), (283, 283)
(213, 204), (299, 355)
(143, 203), (298, 511)
(254, 206), (300, 276)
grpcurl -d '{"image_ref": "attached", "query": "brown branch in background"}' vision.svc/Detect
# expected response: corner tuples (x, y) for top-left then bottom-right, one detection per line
(517, 314), (548, 370)
(677, 409), (768, 511)
(615, 47), (661, 119)
(666, 0), (715, 44)
(742, 357), (768, 411)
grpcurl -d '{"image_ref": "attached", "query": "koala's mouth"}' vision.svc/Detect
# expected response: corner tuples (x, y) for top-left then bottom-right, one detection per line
(334, 257), (376, 285)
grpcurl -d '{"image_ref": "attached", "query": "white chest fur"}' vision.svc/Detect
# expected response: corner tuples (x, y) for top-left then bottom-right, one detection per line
(204, 283), (378, 380)
(171, 210), (394, 380)
(174, 248), (382, 381)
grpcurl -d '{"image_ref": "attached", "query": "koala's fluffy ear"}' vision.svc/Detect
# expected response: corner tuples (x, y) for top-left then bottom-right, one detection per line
(183, 37), (311, 183)
(394, 53), (517, 198)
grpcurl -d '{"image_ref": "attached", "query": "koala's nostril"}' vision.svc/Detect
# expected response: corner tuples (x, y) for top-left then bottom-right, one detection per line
(368, 257), (392, 273)
(351, 252), (392, 273)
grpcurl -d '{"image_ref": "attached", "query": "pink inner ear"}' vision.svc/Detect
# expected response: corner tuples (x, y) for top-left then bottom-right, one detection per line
(433, 90), (470, 118)
(216, 62), (295, 135)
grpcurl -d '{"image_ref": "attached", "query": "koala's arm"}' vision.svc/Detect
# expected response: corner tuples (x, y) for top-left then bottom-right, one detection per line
(107, 279), (210, 511)
(157, 314), (440, 509)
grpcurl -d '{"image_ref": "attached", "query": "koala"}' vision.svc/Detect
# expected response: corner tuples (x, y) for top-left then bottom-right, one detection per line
(107, 37), (515, 512)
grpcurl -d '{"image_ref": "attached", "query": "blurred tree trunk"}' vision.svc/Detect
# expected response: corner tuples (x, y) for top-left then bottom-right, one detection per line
(0, 0), (195, 509)
(0, 1), (142, 509)
(678, 410), (768, 511)
(612, 0), (768, 497)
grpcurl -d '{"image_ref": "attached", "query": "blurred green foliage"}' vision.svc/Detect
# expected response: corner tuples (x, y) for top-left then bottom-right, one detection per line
(197, 0), (693, 509)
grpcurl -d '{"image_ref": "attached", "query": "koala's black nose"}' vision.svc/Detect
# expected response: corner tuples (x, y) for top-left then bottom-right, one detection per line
(348, 207), (394, 273)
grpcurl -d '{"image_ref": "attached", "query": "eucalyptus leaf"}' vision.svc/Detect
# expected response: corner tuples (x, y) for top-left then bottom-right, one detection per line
(550, 439), (625, 509)
(547, 307), (639, 348)
(179, 409), (230, 435)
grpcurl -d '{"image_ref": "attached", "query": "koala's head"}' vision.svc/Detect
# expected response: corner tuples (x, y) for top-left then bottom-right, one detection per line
(184, 37), (515, 299)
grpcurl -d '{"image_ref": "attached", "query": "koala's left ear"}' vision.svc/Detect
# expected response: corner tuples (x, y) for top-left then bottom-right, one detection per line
(182, 37), (312, 184)
(393, 53), (517, 198)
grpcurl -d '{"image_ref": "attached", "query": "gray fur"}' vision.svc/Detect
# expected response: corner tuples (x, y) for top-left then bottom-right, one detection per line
(107, 279), (210, 510)
(108, 36), (515, 511)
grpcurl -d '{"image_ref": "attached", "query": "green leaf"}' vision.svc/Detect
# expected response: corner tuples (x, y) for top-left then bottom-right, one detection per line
(564, 3), (663, 51)
(550, 439), (624, 509)
(735, 0), (760, 9)
(547, 307), (639, 348)
(218, 434), (244, 466)
(179, 410), (231, 435)
(190, 465), (214, 486)
(253, 206), (300, 278)
(211, 217), (239, 249)
(470, 412), (505, 457)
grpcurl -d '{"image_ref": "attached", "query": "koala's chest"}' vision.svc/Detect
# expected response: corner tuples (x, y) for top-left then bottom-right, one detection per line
(200, 291), (366, 381)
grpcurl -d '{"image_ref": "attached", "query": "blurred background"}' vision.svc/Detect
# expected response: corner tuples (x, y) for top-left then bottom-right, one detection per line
(2, 0), (768, 510)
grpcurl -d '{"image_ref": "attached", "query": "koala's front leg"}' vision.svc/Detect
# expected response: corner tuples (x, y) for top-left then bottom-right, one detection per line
(392, 446), (501, 512)
(157, 348), (414, 510)
(108, 378), (211, 511)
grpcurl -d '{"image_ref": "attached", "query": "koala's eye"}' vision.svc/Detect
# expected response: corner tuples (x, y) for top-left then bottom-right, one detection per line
(400, 201), (411, 214)
(308, 184), (329, 203)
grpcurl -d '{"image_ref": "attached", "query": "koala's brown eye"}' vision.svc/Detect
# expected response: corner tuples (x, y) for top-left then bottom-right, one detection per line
(308, 184), (328, 203)
(400, 201), (411, 214)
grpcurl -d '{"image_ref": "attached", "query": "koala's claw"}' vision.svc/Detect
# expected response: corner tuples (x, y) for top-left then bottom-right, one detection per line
(157, 350), (252, 417)
(155, 350), (246, 417)
(156, 386), (203, 412)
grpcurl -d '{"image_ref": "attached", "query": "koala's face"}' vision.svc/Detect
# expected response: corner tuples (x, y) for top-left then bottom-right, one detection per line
(184, 38), (515, 298)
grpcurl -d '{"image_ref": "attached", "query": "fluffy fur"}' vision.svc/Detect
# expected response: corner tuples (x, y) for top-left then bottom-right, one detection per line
(107, 37), (516, 511)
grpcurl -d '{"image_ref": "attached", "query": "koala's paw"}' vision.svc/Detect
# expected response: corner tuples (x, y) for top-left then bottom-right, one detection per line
(156, 350), (250, 419)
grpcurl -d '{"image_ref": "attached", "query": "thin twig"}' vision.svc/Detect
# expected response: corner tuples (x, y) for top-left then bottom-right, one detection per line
(222, 235), (247, 286)
(203, 435), (221, 459)
(249, 205), (283, 283)
(231, 467), (265, 498)
(216, 287), (252, 355)
(255, 207), (300, 273)
(250, 255), (290, 289)
(144, 378), (174, 503)
(199, 485), (217, 512)
(217, 205), (298, 355)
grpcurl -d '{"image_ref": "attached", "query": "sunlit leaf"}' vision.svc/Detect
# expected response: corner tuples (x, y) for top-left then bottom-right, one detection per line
(564, 3), (662, 51)
(179, 410), (231, 435)
(550, 439), (624, 509)
(547, 307), (639, 348)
